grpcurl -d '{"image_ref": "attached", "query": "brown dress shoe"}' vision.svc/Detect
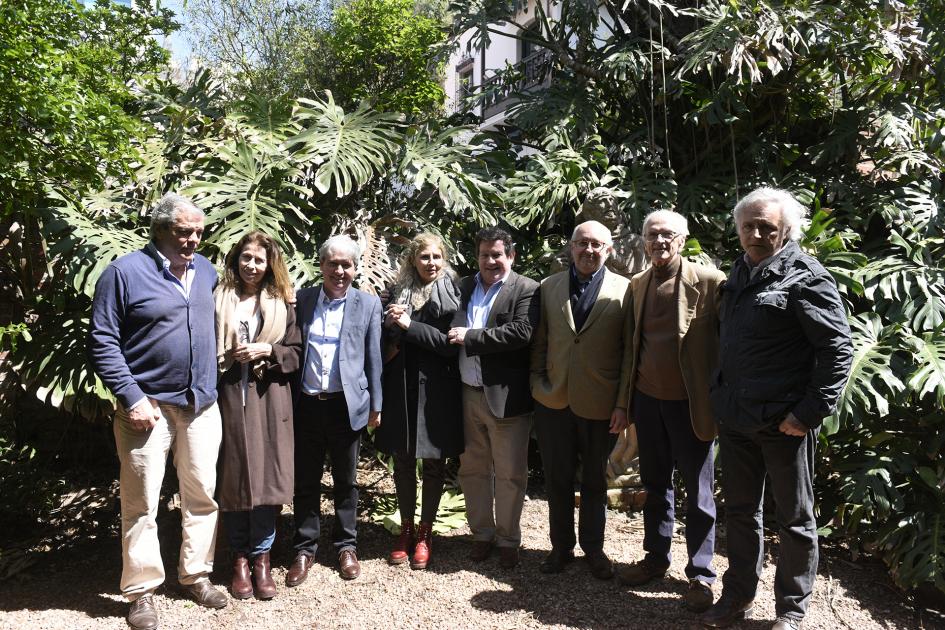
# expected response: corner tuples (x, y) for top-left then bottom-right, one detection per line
(498, 546), (520, 569)
(700, 594), (754, 628)
(617, 557), (669, 586)
(127, 594), (158, 630)
(585, 550), (613, 580)
(183, 580), (228, 609)
(252, 552), (277, 600)
(286, 553), (315, 587)
(684, 579), (714, 613)
(468, 539), (493, 562)
(539, 548), (574, 574)
(230, 555), (253, 599)
(338, 548), (361, 580)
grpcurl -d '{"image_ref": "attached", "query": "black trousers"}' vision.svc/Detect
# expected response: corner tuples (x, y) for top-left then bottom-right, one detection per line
(392, 453), (447, 524)
(719, 422), (819, 620)
(633, 390), (716, 582)
(534, 402), (617, 553)
(292, 394), (362, 556)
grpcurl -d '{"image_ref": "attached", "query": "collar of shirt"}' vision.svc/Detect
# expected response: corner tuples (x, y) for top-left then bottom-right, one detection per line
(474, 271), (509, 294)
(152, 245), (196, 274)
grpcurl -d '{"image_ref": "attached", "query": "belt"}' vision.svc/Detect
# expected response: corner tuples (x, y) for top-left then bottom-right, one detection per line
(463, 383), (484, 391)
(303, 391), (343, 400)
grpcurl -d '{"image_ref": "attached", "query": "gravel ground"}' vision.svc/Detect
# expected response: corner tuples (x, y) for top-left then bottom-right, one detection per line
(0, 469), (931, 630)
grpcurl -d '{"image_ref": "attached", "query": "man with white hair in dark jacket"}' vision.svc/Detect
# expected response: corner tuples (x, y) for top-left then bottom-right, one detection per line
(701, 187), (853, 630)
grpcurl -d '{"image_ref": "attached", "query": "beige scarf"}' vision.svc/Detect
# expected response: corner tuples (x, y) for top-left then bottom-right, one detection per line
(215, 285), (288, 379)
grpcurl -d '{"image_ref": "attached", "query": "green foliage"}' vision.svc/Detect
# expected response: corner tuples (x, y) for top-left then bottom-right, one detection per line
(0, 0), (174, 210)
(370, 488), (467, 535)
(328, 0), (447, 115)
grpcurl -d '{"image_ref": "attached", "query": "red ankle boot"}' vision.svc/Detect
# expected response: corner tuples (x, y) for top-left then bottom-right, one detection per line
(411, 521), (433, 569)
(389, 519), (415, 565)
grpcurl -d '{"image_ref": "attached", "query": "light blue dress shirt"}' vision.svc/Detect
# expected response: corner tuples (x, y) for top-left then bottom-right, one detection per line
(301, 292), (347, 394)
(458, 273), (507, 387)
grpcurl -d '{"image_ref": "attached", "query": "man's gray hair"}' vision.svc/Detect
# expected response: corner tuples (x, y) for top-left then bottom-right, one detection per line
(733, 187), (809, 241)
(319, 234), (362, 268)
(641, 210), (689, 238)
(150, 193), (203, 236)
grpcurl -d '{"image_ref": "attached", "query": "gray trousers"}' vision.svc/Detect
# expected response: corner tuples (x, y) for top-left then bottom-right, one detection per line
(719, 422), (819, 620)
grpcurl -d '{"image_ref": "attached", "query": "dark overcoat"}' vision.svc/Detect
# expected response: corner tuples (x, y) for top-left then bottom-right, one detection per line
(217, 306), (302, 511)
(375, 286), (464, 459)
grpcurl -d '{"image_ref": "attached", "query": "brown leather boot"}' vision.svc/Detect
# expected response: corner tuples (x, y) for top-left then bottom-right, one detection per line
(389, 519), (415, 565)
(252, 552), (277, 600)
(230, 555), (253, 599)
(411, 521), (432, 569)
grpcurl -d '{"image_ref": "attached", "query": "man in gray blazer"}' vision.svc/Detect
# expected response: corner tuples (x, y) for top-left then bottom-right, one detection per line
(286, 235), (383, 584)
(448, 226), (540, 569)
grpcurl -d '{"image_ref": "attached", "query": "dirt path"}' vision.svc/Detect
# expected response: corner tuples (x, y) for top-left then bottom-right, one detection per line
(0, 481), (924, 630)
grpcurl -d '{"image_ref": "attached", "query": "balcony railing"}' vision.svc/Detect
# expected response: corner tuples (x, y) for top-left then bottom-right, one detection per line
(480, 49), (553, 120)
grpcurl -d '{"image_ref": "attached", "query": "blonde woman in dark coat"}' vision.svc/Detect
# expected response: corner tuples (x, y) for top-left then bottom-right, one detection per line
(375, 233), (463, 569)
(214, 231), (301, 600)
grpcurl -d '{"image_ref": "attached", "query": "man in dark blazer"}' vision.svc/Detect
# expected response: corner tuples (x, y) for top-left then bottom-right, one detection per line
(286, 235), (382, 584)
(447, 226), (539, 569)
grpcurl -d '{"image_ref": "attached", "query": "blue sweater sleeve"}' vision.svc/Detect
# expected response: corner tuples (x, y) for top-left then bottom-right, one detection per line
(88, 265), (146, 408)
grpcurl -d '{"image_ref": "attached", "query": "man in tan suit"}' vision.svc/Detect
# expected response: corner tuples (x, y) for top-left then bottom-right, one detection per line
(531, 220), (633, 579)
(616, 210), (725, 613)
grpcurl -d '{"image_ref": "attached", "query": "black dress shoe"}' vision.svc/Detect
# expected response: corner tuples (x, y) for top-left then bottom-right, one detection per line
(338, 548), (361, 580)
(286, 553), (315, 587)
(700, 594), (754, 628)
(468, 539), (493, 562)
(585, 550), (613, 580)
(127, 594), (158, 630)
(539, 548), (575, 574)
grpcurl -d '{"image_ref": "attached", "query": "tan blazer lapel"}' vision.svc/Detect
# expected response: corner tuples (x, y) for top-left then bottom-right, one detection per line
(677, 260), (700, 337)
(553, 274), (577, 333)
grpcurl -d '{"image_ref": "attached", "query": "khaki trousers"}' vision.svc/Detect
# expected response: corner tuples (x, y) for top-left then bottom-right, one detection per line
(458, 385), (531, 548)
(113, 401), (222, 600)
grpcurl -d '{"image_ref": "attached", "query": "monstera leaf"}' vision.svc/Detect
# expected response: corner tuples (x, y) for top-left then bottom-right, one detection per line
(828, 313), (905, 432)
(286, 93), (403, 197)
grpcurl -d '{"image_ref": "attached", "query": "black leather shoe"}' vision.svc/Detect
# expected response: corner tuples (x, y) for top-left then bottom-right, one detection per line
(617, 557), (669, 586)
(338, 548), (361, 580)
(469, 539), (493, 562)
(585, 550), (613, 580)
(183, 580), (228, 609)
(127, 594), (158, 630)
(700, 594), (754, 628)
(286, 553), (315, 587)
(539, 548), (574, 574)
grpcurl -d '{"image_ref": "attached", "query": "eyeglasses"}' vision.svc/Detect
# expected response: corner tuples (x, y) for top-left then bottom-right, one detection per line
(572, 239), (610, 251)
(644, 231), (681, 243)
(238, 320), (250, 344)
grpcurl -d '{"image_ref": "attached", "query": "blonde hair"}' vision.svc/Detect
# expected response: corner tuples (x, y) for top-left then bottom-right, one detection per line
(393, 232), (456, 310)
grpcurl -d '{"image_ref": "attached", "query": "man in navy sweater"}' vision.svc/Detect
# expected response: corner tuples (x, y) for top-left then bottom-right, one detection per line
(89, 193), (227, 630)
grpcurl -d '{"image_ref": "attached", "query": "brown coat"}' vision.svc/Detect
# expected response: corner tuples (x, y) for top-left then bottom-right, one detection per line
(627, 259), (726, 441)
(217, 306), (302, 511)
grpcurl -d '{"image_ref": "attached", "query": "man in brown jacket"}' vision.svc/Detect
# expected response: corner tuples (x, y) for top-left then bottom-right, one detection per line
(531, 220), (633, 580)
(616, 209), (725, 613)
